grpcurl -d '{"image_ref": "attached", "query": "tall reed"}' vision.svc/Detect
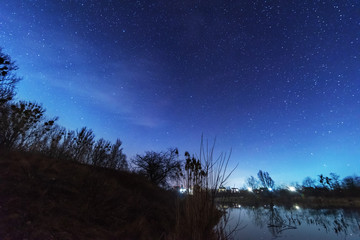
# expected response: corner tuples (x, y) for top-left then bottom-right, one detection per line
(170, 136), (238, 239)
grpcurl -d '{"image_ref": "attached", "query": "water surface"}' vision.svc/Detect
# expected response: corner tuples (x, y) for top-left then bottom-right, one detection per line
(223, 205), (360, 240)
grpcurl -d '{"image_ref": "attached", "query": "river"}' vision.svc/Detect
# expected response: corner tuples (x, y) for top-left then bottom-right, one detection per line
(221, 205), (360, 240)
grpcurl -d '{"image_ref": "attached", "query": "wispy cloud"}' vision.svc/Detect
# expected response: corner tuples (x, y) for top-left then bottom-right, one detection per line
(2, 12), (170, 128)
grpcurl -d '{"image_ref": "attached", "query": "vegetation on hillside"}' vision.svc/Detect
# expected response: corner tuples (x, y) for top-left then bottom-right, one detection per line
(0, 151), (177, 239)
(1, 46), (359, 239)
(0, 48), (232, 239)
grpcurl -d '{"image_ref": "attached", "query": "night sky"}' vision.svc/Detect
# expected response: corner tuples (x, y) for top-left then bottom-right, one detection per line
(1, 0), (359, 187)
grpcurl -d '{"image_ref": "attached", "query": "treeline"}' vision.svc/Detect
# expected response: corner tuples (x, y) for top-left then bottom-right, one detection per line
(0, 47), (213, 190)
(0, 48), (128, 171)
(300, 173), (360, 197)
(0, 47), (240, 239)
(216, 170), (360, 208)
(243, 170), (360, 198)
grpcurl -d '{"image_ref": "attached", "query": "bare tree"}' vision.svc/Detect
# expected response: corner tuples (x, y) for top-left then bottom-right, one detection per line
(257, 170), (274, 190)
(57, 129), (77, 160)
(91, 138), (111, 167)
(0, 48), (21, 104)
(302, 176), (316, 188)
(132, 148), (180, 187)
(90, 138), (127, 170)
(342, 175), (360, 190)
(108, 139), (127, 170)
(41, 125), (66, 157)
(329, 173), (340, 190)
(73, 127), (94, 163)
(319, 174), (332, 189)
(0, 101), (50, 149)
(246, 176), (259, 190)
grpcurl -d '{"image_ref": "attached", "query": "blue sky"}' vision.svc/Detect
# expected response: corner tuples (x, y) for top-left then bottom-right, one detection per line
(1, 0), (359, 187)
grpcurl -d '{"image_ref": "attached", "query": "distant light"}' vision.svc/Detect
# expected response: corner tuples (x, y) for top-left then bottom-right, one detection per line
(288, 186), (296, 192)
(247, 187), (253, 192)
(294, 205), (300, 210)
(268, 187), (273, 191)
(179, 188), (187, 194)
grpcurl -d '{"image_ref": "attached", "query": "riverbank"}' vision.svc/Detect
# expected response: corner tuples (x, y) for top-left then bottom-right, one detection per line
(0, 150), (230, 239)
(216, 192), (360, 209)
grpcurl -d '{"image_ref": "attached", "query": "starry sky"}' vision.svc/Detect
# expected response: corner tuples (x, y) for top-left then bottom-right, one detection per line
(1, 0), (359, 187)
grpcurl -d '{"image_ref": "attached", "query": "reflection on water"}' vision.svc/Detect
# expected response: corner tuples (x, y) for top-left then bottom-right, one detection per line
(221, 205), (360, 240)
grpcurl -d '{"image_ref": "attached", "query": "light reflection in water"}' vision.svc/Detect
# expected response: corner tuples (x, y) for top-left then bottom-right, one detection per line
(221, 205), (360, 240)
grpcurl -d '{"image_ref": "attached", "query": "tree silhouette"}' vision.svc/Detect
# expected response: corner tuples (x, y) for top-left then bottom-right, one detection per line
(246, 176), (259, 189)
(0, 48), (129, 172)
(73, 127), (95, 163)
(132, 148), (181, 187)
(91, 138), (127, 170)
(108, 139), (127, 170)
(342, 175), (360, 190)
(257, 170), (275, 190)
(302, 176), (316, 188)
(329, 173), (340, 190)
(0, 48), (21, 104)
(0, 101), (50, 149)
(319, 174), (333, 189)
(92, 138), (112, 167)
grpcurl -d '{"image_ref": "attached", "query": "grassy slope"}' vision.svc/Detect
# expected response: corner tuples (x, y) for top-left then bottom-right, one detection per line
(0, 151), (177, 240)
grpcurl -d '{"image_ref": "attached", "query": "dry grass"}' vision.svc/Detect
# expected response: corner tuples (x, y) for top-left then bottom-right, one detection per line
(0, 150), (177, 239)
(169, 191), (223, 240)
